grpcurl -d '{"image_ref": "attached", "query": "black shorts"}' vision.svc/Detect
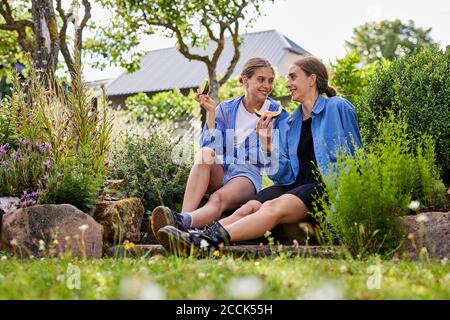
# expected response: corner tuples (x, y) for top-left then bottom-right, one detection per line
(253, 182), (325, 220)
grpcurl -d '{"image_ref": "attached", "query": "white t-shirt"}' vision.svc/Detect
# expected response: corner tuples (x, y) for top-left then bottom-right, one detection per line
(234, 99), (271, 146)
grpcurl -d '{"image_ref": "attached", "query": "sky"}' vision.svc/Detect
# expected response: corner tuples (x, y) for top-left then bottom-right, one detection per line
(82, 0), (450, 81)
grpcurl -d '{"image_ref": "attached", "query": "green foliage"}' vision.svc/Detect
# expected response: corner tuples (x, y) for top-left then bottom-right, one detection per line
(124, 89), (199, 123)
(39, 157), (105, 213)
(1, 62), (113, 212)
(0, 140), (53, 201)
(359, 46), (450, 183)
(316, 114), (447, 258)
(108, 125), (192, 212)
(346, 19), (436, 64)
(329, 50), (379, 104)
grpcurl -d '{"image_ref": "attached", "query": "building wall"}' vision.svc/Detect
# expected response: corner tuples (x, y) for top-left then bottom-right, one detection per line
(278, 51), (307, 77)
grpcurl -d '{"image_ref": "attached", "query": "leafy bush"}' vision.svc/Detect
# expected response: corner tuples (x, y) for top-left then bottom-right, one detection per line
(108, 123), (193, 212)
(1, 63), (113, 212)
(359, 46), (450, 183)
(0, 139), (54, 206)
(329, 50), (379, 105)
(315, 114), (447, 258)
(124, 89), (199, 124)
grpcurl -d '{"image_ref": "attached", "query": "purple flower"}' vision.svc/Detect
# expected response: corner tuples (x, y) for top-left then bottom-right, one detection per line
(0, 143), (9, 155)
(43, 159), (51, 171)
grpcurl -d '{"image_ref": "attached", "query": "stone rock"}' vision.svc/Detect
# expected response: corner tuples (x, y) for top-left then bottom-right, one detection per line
(1, 204), (103, 258)
(91, 197), (144, 244)
(0, 197), (20, 214)
(401, 211), (450, 260)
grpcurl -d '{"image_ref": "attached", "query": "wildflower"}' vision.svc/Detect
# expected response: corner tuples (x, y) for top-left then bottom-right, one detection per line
(43, 159), (51, 171)
(408, 200), (420, 210)
(339, 265), (348, 273)
(212, 250), (221, 257)
(227, 276), (263, 299)
(199, 239), (209, 249)
(1, 256), (7, 260)
(264, 230), (271, 238)
(118, 276), (165, 300)
(416, 214), (428, 223)
(53, 239), (59, 245)
(300, 282), (344, 300)
(198, 272), (206, 279)
(38, 239), (45, 251)
(254, 262), (260, 266)
(124, 241), (135, 251)
(78, 224), (89, 232)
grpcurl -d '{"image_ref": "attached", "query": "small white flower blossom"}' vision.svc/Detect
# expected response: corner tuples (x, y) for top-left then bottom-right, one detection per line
(1, 256), (7, 261)
(199, 239), (209, 249)
(339, 265), (348, 273)
(227, 276), (263, 299)
(39, 239), (45, 251)
(408, 200), (420, 210)
(264, 230), (272, 238)
(78, 224), (89, 232)
(198, 272), (206, 279)
(416, 214), (428, 223)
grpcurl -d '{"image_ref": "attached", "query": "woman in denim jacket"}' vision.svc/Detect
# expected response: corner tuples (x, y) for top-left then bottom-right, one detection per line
(151, 58), (288, 242)
(156, 56), (362, 254)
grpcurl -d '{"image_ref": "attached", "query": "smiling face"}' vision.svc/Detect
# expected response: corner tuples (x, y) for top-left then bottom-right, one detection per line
(242, 66), (275, 102)
(286, 64), (317, 103)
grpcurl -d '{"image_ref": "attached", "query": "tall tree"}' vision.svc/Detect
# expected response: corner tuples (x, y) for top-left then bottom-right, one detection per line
(346, 19), (436, 64)
(93, 0), (273, 101)
(0, 0), (92, 79)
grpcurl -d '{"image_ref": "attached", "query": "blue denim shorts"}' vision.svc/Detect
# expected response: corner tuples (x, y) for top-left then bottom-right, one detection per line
(222, 164), (262, 193)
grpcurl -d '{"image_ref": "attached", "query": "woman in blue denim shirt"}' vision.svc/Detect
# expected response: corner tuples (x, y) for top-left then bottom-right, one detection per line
(156, 56), (362, 254)
(151, 58), (288, 243)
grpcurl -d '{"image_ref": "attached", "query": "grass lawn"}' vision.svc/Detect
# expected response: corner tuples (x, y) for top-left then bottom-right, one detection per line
(0, 252), (449, 300)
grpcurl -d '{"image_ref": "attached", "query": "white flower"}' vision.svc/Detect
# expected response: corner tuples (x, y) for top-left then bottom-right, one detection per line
(227, 276), (263, 299)
(254, 262), (260, 266)
(1, 256), (7, 261)
(339, 265), (348, 273)
(408, 200), (420, 210)
(264, 230), (272, 238)
(39, 239), (45, 251)
(140, 281), (165, 300)
(198, 272), (206, 279)
(300, 282), (345, 300)
(416, 214), (428, 223)
(199, 239), (209, 249)
(78, 224), (89, 232)
(119, 276), (165, 300)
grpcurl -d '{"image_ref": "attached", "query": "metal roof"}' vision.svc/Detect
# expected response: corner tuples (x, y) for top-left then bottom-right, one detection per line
(106, 30), (310, 96)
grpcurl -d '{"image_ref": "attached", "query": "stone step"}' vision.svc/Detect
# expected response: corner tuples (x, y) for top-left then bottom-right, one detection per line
(104, 244), (342, 259)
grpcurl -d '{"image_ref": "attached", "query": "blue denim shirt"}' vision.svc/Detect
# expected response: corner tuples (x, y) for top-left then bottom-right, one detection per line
(200, 96), (289, 191)
(262, 95), (362, 185)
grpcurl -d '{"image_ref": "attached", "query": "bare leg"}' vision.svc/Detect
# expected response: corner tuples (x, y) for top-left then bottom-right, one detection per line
(182, 147), (224, 212)
(224, 194), (310, 242)
(219, 200), (262, 227)
(190, 177), (255, 228)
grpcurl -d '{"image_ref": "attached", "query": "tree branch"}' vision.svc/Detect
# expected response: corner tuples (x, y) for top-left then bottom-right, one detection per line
(218, 20), (241, 86)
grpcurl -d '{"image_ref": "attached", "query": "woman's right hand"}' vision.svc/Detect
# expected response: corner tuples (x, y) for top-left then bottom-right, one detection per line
(195, 90), (216, 113)
(256, 112), (275, 152)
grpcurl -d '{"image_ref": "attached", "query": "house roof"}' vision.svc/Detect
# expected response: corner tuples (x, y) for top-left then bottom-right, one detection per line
(106, 30), (310, 96)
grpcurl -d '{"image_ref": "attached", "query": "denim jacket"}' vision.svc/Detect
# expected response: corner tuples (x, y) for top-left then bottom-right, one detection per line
(262, 95), (362, 185)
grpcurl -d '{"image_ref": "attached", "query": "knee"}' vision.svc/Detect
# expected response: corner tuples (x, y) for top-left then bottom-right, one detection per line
(208, 192), (224, 213)
(194, 147), (217, 165)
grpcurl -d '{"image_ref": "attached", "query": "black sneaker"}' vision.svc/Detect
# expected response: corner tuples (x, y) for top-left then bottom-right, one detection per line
(157, 221), (230, 257)
(150, 206), (189, 245)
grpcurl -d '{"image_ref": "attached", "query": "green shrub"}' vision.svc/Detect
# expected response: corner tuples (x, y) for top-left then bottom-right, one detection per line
(2, 62), (113, 212)
(0, 139), (53, 204)
(315, 114), (447, 258)
(329, 50), (379, 105)
(359, 46), (450, 183)
(125, 89), (199, 124)
(108, 123), (193, 212)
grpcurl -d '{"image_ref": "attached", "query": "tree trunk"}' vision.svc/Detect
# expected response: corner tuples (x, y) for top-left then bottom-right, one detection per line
(32, 0), (60, 82)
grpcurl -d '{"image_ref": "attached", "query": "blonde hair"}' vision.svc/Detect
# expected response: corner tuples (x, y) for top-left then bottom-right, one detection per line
(239, 57), (274, 84)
